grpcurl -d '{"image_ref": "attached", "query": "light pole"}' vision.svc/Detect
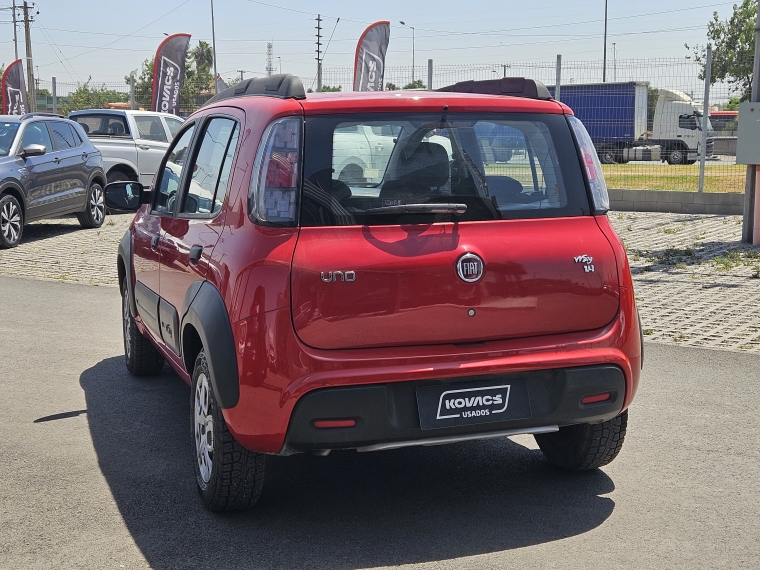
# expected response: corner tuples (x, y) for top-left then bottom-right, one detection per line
(277, 56), (282, 74)
(612, 42), (617, 82)
(602, 0), (608, 82)
(399, 21), (415, 85)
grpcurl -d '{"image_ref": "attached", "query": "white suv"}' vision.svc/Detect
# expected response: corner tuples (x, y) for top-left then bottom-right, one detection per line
(69, 109), (183, 186)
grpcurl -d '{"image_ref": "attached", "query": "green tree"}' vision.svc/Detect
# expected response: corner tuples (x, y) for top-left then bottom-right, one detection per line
(321, 85), (341, 92)
(58, 80), (128, 114)
(403, 79), (426, 90)
(647, 87), (659, 132)
(191, 40), (214, 73)
(385, 82), (398, 91)
(687, 0), (756, 100)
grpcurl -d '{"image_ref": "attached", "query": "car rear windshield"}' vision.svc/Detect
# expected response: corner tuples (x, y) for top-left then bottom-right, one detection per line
(71, 114), (130, 137)
(0, 122), (20, 157)
(301, 113), (590, 226)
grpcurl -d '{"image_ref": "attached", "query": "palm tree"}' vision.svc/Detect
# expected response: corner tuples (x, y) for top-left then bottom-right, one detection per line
(191, 41), (214, 73)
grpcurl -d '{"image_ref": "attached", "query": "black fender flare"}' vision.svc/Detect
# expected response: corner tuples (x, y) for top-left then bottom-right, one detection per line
(181, 281), (239, 409)
(117, 230), (136, 317)
(0, 179), (27, 211)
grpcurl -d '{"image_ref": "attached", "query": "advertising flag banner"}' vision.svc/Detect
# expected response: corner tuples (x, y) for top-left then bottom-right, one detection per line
(1, 59), (28, 115)
(353, 21), (390, 91)
(151, 33), (191, 115)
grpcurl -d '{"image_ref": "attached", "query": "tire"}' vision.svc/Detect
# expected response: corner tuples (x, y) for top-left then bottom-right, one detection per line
(107, 169), (135, 184)
(667, 147), (686, 165)
(192, 350), (266, 512)
(76, 183), (106, 229)
(0, 194), (23, 248)
(598, 148), (617, 164)
(121, 280), (165, 376)
(534, 410), (628, 471)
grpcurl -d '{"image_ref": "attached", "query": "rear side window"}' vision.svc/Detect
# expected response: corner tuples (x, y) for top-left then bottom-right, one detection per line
(134, 115), (168, 142)
(49, 121), (79, 149)
(301, 113), (589, 226)
(71, 114), (130, 137)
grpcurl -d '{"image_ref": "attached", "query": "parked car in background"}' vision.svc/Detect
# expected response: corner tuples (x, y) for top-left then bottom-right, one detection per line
(0, 113), (106, 248)
(107, 75), (641, 512)
(68, 109), (183, 186)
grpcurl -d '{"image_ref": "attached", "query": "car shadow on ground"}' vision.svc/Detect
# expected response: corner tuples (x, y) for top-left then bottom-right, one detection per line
(80, 357), (616, 569)
(20, 217), (87, 244)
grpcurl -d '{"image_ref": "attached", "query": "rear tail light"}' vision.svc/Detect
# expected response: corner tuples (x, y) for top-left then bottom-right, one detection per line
(568, 115), (610, 213)
(249, 116), (302, 225)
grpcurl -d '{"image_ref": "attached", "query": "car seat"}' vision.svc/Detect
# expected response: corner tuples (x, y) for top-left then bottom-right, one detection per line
(109, 122), (125, 135)
(148, 120), (165, 141)
(379, 141), (449, 205)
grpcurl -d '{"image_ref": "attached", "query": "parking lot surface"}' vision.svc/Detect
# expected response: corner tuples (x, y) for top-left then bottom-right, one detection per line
(1, 210), (758, 352)
(1, 275), (758, 569)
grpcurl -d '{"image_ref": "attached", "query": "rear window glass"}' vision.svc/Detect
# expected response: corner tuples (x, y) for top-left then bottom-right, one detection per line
(71, 114), (130, 137)
(301, 113), (589, 226)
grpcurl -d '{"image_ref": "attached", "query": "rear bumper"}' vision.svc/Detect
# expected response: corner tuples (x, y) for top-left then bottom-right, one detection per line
(280, 365), (625, 454)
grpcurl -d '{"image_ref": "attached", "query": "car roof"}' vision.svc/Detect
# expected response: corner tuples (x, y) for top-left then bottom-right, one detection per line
(68, 109), (180, 118)
(296, 90), (567, 115)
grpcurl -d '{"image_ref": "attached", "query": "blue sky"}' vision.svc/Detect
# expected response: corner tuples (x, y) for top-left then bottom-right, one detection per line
(0, 0), (740, 86)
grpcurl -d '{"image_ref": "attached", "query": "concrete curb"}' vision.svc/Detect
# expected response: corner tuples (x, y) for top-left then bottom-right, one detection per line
(608, 189), (744, 215)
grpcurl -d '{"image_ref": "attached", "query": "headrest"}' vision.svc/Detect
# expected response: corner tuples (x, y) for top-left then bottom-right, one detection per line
(396, 141), (450, 189)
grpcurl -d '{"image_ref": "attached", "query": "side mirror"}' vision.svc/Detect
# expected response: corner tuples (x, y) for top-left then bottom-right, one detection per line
(21, 144), (46, 158)
(104, 181), (148, 212)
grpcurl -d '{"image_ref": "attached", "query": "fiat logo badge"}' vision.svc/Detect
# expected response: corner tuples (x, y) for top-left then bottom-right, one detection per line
(456, 253), (484, 283)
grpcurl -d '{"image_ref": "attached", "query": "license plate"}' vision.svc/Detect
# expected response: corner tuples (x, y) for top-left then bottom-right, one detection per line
(416, 378), (532, 430)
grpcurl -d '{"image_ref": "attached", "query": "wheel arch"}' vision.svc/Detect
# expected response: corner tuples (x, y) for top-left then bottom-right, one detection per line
(181, 281), (239, 409)
(117, 230), (136, 317)
(0, 181), (27, 222)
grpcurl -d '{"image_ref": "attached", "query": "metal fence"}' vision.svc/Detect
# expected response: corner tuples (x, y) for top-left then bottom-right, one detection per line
(35, 56), (749, 193)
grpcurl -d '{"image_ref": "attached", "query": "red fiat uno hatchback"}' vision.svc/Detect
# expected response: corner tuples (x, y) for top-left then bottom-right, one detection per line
(106, 75), (642, 512)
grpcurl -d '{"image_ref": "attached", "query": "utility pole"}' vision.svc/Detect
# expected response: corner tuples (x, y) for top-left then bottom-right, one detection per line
(22, 1), (36, 112)
(237, 70), (245, 82)
(316, 14), (322, 92)
(602, 0), (608, 82)
(266, 43), (274, 77)
(12, 0), (18, 60)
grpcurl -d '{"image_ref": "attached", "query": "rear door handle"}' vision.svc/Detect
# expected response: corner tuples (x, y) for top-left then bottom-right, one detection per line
(151, 235), (160, 250)
(139, 145), (151, 151)
(189, 245), (202, 262)
(53, 157), (61, 164)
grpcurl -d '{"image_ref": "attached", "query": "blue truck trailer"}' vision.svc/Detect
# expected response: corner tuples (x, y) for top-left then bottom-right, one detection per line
(548, 82), (713, 165)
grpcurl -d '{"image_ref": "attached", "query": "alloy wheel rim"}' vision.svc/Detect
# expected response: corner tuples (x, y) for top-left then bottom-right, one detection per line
(194, 372), (214, 484)
(1, 200), (21, 243)
(90, 187), (105, 225)
(122, 287), (131, 358)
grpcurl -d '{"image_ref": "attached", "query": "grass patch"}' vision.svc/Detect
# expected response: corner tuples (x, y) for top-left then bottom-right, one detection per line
(601, 163), (745, 193)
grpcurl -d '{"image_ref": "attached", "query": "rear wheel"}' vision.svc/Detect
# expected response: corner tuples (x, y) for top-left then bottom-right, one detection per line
(598, 148), (617, 164)
(667, 147), (686, 165)
(122, 280), (164, 376)
(0, 194), (23, 248)
(534, 410), (628, 470)
(77, 183), (106, 228)
(192, 350), (266, 512)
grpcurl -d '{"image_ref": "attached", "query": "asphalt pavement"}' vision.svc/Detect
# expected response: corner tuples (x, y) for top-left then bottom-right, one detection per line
(1, 274), (759, 569)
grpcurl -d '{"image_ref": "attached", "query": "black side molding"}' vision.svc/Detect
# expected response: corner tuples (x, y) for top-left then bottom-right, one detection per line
(181, 282), (239, 409)
(118, 230), (136, 317)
